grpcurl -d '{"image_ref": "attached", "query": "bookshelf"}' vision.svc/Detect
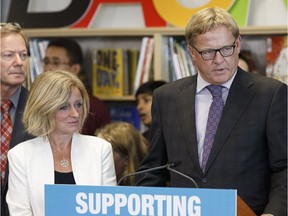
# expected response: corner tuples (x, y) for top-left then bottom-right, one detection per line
(24, 26), (287, 101)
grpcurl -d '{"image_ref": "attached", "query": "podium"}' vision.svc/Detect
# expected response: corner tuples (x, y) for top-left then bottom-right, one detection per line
(45, 185), (255, 215)
(237, 195), (256, 216)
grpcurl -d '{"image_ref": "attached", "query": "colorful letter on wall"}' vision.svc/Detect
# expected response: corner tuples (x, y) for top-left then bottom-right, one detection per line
(152, 0), (250, 27)
(7, 0), (250, 28)
(7, 0), (166, 28)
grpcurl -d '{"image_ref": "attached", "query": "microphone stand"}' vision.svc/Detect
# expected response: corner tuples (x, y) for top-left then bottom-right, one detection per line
(117, 161), (199, 188)
(117, 163), (171, 185)
(167, 164), (199, 188)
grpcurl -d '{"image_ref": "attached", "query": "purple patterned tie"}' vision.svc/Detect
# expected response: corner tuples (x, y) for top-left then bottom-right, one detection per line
(201, 85), (224, 173)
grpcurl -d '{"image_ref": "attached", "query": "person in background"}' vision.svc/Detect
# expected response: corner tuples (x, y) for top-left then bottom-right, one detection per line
(43, 38), (111, 135)
(238, 50), (258, 73)
(238, 53), (250, 71)
(135, 7), (287, 216)
(6, 70), (116, 215)
(96, 121), (148, 186)
(0, 22), (34, 216)
(135, 80), (167, 141)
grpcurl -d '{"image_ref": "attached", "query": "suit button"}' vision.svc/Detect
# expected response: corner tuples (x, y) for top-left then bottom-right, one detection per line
(202, 178), (208, 183)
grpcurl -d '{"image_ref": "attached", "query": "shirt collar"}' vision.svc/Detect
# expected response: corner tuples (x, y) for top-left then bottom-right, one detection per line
(196, 70), (237, 93)
(9, 86), (21, 109)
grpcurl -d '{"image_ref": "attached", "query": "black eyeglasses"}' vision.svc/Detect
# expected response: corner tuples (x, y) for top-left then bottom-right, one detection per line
(192, 40), (236, 60)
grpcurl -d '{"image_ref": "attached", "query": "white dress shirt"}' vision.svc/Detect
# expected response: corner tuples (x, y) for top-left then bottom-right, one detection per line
(195, 72), (236, 164)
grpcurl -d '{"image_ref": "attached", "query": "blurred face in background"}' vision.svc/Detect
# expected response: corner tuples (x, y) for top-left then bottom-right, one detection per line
(43, 46), (80, 75)
(238, 57), (249, 71)
(1, 33), (27, 89)
(136, 93), (153, 127)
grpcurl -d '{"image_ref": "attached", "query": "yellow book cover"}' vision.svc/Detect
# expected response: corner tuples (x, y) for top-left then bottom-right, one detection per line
(92, 49), (124, 97)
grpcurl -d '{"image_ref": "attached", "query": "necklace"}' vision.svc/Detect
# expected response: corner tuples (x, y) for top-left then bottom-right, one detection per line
(60, 157), (70, 168)
(49, 137), (72, 168)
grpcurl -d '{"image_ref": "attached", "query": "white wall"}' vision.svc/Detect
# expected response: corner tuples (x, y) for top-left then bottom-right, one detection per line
(248, 0), (287, 25)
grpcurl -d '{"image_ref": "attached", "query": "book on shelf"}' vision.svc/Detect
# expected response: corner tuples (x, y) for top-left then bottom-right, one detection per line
(183, 41), (197, 76)
(25, 58), (32, 89)
(110, 106), (141, 130)
(140, 37), (154, 84)
(92, 48), (139, 97)
(92, 49), (125, 97)
(122, 50), (129, 95)
(175, 42), (187, 78)
(168, 37), (197, 81)
(127, 49), (139, 95)
(28, 39), (49, 82)
(133, 37), (154, 94)
(168, 37), (183, 81)
(266, 36), (288, 84)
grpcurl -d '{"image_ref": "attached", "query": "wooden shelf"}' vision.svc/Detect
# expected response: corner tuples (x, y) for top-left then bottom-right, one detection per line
(239, 26), (287, 35)
(24, 26), (287, 101)
(97, 95), (135, 101)
(23, 26), (287, 37)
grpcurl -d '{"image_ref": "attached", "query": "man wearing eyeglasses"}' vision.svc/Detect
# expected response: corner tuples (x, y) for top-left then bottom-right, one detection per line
(135, 7), (287, 216)
(0, 22), (34, 216)
(43, 38), (112, 135)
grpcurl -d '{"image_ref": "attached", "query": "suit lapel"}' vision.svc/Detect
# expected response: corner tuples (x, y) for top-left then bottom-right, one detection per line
(175, 76), (200, 168)
(70, 134), (86, 184)
(205, 70), (255, 173)
(10, 86), (31, 149)
(38, 137), (55, 184)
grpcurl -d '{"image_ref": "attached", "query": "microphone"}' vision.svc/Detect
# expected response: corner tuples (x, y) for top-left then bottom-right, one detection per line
(117, 162), (174, 185)
(167, 162), (199, 188)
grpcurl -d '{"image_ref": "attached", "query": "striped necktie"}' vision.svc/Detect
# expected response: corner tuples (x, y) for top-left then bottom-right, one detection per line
(1, 99), (13, 187)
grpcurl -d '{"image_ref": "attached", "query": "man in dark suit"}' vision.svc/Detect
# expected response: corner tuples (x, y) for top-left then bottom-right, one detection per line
(135, 7), (287, 216)
(1, 22), (34, 216)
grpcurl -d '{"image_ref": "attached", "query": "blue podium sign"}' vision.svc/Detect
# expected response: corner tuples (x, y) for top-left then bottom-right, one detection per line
(45, 185), (236, 216)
